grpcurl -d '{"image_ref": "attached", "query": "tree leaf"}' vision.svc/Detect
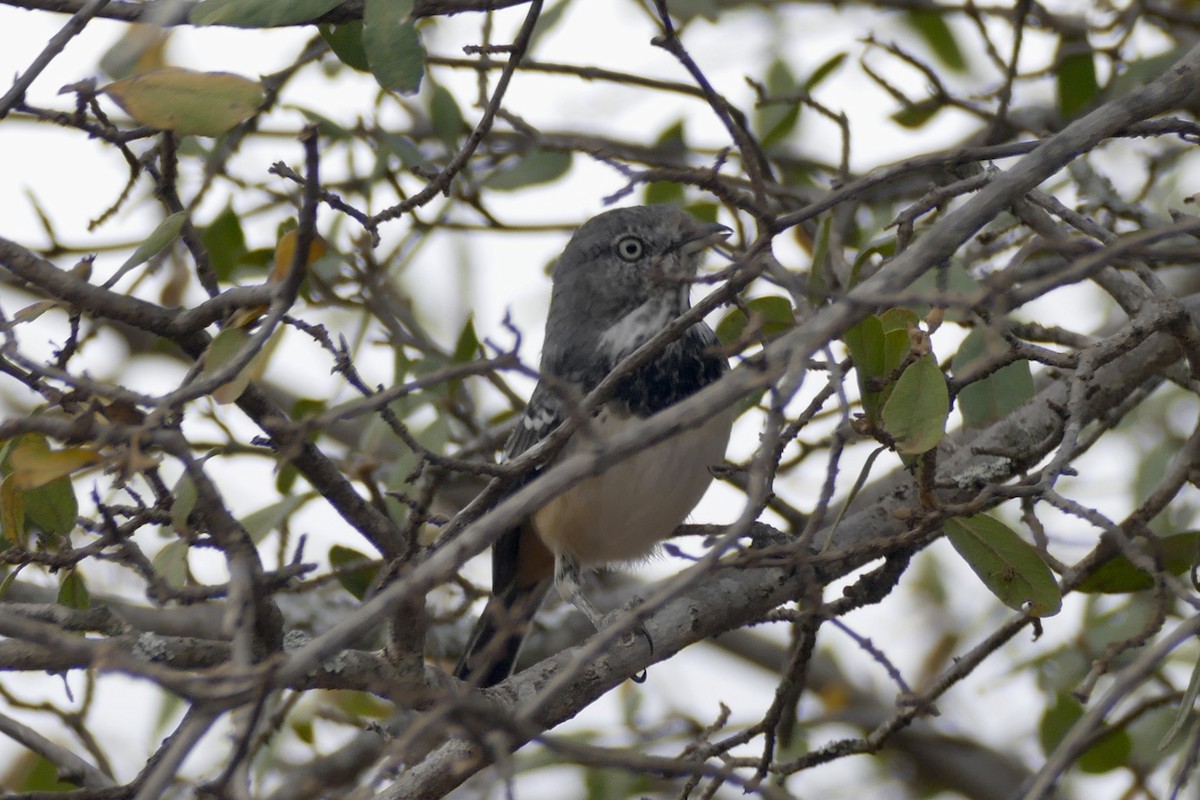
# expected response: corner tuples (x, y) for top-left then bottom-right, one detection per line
(1040, 692), (1131, 773)
(24, 475), (77, 539)
(190, 0), (343, 27)
(241, 494), (309, 543)
(486, 149), (572, 191)
(320, 21), (370, 72)
(1057, 34), (1099, 121)
(1160, 655), (1200, 751)
(946, 515), (1062, 616)
(430, 84), (465, 148)
(528, 0), (573, 54)
(201, 327), (253, 404)
(201, 205), (246, 282)
(645, 181), (685, 206)
(57, 569), (90, 610)
(891, 97), (944, 129)
(9, 437), (101, 490)
(103, 68), (265, 136)
(0, 474), (26, 546)
(329, 545), (378, 600)
(276, 398), (325, 495)
(806, 52), (846, 91)
(845, 314), (886, 423)
(169, 471), (197, 535)
(756, 58), (801, 149)
(119, 211), (185, 274)
(153, 539), (190, 589)
(715, 296), (795, 346)
(881, 355), (948, 454)
(1076, 532), (1200, 594)
(452, 316), (480, 363)
(903, 8), (967, 72)
(952, 328), (1035, 429)
(363, 0), (425, 94)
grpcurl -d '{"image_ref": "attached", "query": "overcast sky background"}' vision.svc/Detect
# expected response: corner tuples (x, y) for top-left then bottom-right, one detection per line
(0, 2), (1188, 796)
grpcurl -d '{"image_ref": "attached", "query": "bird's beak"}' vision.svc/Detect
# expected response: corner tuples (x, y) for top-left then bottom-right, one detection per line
(678, 222), (732, 256)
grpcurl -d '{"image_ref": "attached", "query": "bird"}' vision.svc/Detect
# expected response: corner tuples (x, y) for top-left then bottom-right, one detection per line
(454, 204), (734, 687)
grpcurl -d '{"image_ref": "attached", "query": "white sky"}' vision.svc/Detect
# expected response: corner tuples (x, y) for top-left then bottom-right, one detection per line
(0, 2), (1194, 797)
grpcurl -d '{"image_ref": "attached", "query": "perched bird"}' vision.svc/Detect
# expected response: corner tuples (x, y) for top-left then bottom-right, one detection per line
(455, 205), (734, 687)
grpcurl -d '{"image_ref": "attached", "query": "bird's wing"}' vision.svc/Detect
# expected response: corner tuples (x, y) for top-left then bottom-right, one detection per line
(455, 381), (564, 685)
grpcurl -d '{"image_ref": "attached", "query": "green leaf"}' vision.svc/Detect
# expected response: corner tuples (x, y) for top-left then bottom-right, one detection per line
(57, 569), (90, 610)
(1076, 532), (1200, 594)
(190, 0), (343, 27)
(645, 181), (685, 206)
(363, 0), (425, 94)
(715, 296), (794, 346)
(668, 0), (719, 22)
(486, 149), (572, 191)
(849, 238), (898, 287)
(756, 59), (801, 149)
(903, 8), (967, 72)
(320, 21), (370, 72)
(200, 327), (253, 404)
(1109, 48), (1185, 99)
(653, 119), (687, 155)
(103, 68), (264, 136)
(241, 494), (309, 543)
(806, 52), (846, 91)
(333, 690), (394, 719)
(952, 328), (1035, 428)
(329, 545), (379, 600)
(452, 316), (480, 363)
(1057, 35), (1099, 121)
(845, 315), (886, 422)
(807, 215), (832, 307)
(528, 0), (572, 52)
(881, 355), (948, 455)
(276, 399), (325, 494)
(1040, 692), (1132, 774)
(877, 308), (919, 334)
(120, 212), (185, 274)
(169, 471), (197, 535)
(1160, 656), (1200, 750)
(379, 133), (426, 170)
(153, 539), (190, 588)
(24, 475), (77, 539)
(891, 97), (943, 129)
(6, 434), (81, 539)
(685, 201), (718, 224)
(430, 84), (465, 148)
(946, 515), (1062, 616)
(20, 755), (77, 791)
(201, 205), (246, 282)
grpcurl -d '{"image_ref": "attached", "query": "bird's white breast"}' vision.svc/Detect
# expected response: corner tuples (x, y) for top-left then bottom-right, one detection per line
(531, 407), (733, 565)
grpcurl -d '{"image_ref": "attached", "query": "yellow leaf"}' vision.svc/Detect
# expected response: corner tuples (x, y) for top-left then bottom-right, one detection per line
(9, 437), (102, 490)
(229, 229), (327, 329)
(203, 327), (252, 404)
(271, 228), (327, 283)
(102, 67), (265, 136)
(13, 300), (64, 324)
(0, 474), (26, 545)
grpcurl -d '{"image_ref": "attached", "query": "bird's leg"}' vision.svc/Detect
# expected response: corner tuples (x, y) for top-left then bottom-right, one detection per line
(554, 552), (654, 675)
(554, 552), (607, 631)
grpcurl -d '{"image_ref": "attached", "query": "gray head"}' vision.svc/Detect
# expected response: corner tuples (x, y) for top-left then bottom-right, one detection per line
(541, 205), (729, 379)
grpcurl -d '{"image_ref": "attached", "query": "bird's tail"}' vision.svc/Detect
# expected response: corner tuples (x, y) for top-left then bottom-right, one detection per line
(454, 578), (552, 687)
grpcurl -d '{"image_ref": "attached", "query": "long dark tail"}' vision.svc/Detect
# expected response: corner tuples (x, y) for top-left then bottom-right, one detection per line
(455, 578), (551, 686)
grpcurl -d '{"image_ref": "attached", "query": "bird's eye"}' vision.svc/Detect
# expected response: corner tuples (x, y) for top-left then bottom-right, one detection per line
(615, 235), (645, 262)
